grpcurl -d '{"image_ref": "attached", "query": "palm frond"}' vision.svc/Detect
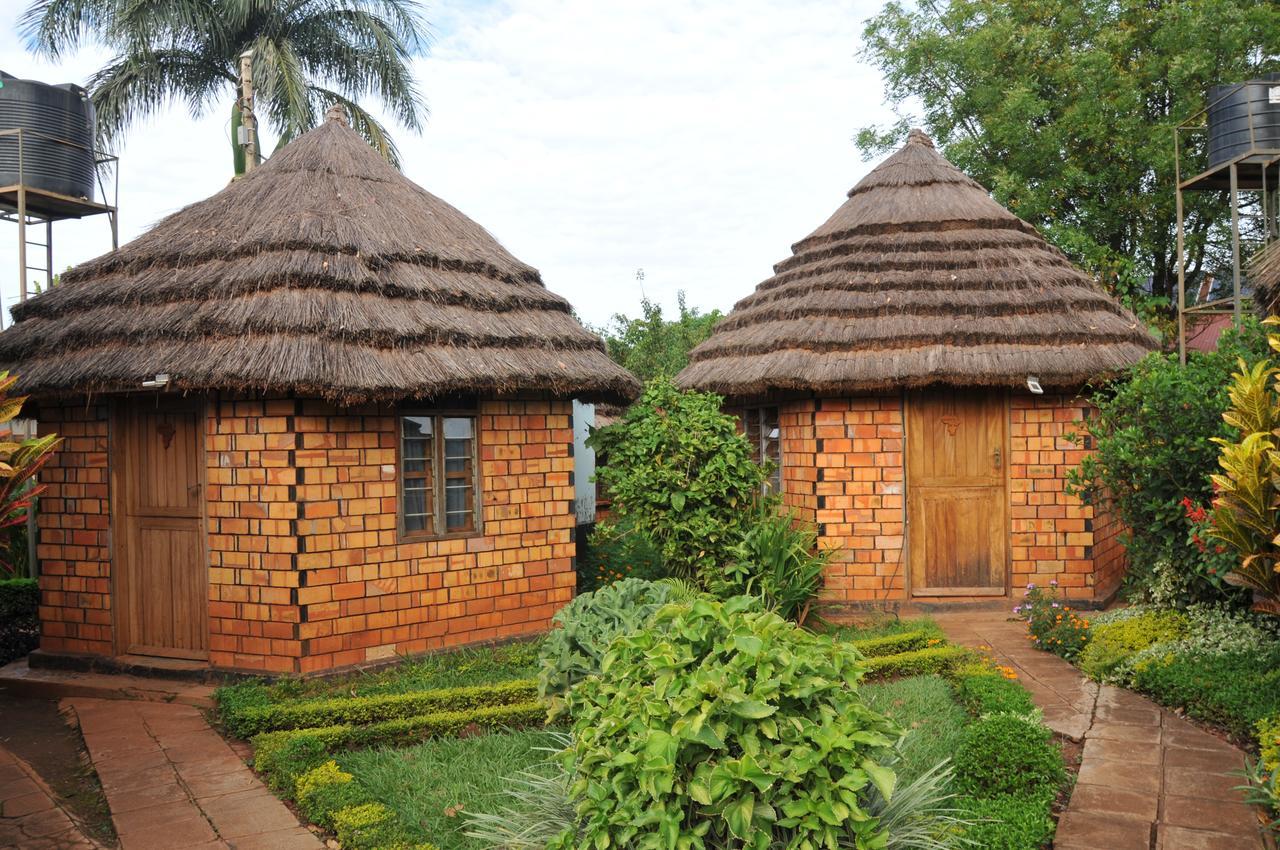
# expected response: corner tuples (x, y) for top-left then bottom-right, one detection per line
(87, 47), (233, 147)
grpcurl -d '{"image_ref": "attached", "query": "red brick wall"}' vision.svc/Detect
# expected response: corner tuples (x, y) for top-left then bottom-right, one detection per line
(33, 395), (576, 674)
(33, 401), (112, 655)
(771, 392), (1125, 607)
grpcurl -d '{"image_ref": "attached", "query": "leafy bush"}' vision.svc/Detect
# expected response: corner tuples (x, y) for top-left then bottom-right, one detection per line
(575, 516), (667, 592)
(252, 701), (546, 787)
(1208, 318), (1280, 615)
(709, 510), (828, 623)
(0, 577), (38, 665)
(556, 596), (900, 849)
(536, 578), (690, 700)
(1243, 760), (1280, 839)
(1067, 321), (1268, 606)
(1261, 715), (1280, 773)
(1077, 609), (1187, 681)
(332, 802), (402, 849)
(588, 377), (768, 582)
(1131, 645), (1280, 739)
(1015, 582), (1091, 659)
(953, 713), (1065, 801)
(221, 679), (538, 737)
(0, 371), (61, 578)
(953, 671), (1035, 718)
(861, 645), (969, 680)
(858, 759), (972, 850)
(956, 794), (1055, 850)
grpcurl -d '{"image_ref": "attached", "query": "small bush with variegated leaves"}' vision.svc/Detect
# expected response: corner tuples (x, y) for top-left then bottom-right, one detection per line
(553, 596), (900, 850)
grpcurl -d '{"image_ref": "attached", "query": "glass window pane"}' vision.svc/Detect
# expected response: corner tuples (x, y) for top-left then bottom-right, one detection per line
(446, 482), (473, 530)
(401, 416), (435, 534)
(444, 417), (472, 440)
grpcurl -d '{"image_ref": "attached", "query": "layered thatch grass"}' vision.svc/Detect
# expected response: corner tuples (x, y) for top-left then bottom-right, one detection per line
(677, 129), (1157, 397)
(0, 112), (639, 405)
(1250, 239), (1280, 317)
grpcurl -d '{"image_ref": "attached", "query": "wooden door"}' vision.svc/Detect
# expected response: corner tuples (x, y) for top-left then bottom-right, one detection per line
(115, 399), (208, 659)
(906, 389), (1008, 596)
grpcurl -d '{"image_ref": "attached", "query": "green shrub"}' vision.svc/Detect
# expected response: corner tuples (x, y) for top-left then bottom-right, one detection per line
(575, 516), (667, 592)
(1067, 321), (1268, 606)
(0, 577), (38, 665)
(1016, 583), (1092, 659)
(954, 672), (1036, 718)
(1261, 715), (1280, 773)
(557, 596), (900, 849)
(1078, 609), (1188, 681)
(861, 645), (969, 680)
(953, 714), (1065, 801)
(252, 701), (546, 788)
(957, 793), (1055, 850)
(847, 629), (935, 658)
(588, 377), (768, 582)
(536, 578), (684, 700)
(1131, 646), (1280, 739)
(709, 509), (828, 624)
(222, 679), (538, 737)
(295, 761), (364, 830)
(332, 802), (401, 849)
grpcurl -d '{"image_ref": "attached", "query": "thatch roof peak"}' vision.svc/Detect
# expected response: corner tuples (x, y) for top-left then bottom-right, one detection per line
(906, 127), (934, 148)
(677, 134), (1157, 398)
(0, 119), (640, 405)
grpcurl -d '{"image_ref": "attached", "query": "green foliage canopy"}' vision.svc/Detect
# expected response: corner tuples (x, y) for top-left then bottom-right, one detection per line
(588, 377), (767, 583)
(555, 596), (900, 850)
(21, 0), (428, 168)
(858, 0), (1280, 312)
(595, 293), (722, 382)
(1068, 321), (1270, 605)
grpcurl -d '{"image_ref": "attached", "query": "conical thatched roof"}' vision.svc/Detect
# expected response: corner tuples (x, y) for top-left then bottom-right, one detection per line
(0, 111), (639, 405)
(676, 130), (1157, 398)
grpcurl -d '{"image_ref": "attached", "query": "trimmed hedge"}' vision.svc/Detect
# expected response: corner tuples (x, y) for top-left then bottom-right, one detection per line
(848, 629), (934, 658)
(953, 671), (1036, 718)
(958, 793), (1055, 850)
(0, 578), (38, 666)
(221, 679), (538, 737)
(253, 701), (546, 789)
(861, 645), (968, 679)
(294, 762), (438, 850)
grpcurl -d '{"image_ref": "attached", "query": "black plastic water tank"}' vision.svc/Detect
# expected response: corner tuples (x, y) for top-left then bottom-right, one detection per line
(0, 71), (96, 201)
(1207, 73), (1280, 169)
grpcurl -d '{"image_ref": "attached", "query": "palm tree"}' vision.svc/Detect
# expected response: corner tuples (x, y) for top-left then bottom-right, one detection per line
(21, 0), (428, 169)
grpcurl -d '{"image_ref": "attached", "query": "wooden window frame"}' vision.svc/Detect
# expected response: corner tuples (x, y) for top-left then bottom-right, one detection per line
(397, 407), (482, 541)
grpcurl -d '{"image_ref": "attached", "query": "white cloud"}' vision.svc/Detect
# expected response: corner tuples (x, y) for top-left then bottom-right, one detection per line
(1, 0), (896, 327)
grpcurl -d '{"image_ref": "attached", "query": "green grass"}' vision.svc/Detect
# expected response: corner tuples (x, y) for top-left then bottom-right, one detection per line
(829, 615), (943, 643)
(217, 640), (542, 715)
(339, 729), (560, 850)
(861, 674), (968, 784)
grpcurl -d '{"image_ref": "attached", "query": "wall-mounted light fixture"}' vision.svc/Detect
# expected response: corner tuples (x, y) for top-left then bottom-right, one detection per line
(141, 373), (171, 389)
(1026, 376), (1043, 395)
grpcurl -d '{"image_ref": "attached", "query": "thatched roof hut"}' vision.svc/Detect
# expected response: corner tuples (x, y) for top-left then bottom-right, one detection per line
(1249, 240), (1280, 317)
(0, 110), (639, 405)
(676, 130), (1157, 397)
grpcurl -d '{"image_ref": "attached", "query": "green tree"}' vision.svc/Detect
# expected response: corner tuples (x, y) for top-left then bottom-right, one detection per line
(22, 0), (428, 168)
(588, 377), (767, 583)
(858, 0), (1280, 315)
(596, 292), (722, 382)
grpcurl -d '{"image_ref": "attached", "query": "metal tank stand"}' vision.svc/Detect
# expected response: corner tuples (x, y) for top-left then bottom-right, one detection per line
(0, 128), (118, 326)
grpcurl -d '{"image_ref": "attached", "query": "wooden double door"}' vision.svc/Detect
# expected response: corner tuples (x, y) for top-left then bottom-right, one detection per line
(907, 389), (1008, 596)
(114, 399), (209, 659)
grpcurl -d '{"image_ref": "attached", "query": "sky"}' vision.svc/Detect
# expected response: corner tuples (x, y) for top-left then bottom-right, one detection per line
(0, 0), (900, 329)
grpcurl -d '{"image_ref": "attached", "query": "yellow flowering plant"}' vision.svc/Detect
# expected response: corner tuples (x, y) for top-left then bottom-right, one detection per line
(1014, 581), (1091, 659)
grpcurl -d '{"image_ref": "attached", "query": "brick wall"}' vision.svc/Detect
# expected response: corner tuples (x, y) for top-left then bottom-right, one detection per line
(33, 401), (112, 655)
(779, 397), (907, 605)
(33, 394), (576, 674)
(771, 392), (1125, 606)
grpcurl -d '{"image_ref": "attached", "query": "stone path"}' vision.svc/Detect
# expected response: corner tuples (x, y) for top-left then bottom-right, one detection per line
(68, 697), (323, 850)
(0, 740), (101, 848)
(935, 612), (1267, 850)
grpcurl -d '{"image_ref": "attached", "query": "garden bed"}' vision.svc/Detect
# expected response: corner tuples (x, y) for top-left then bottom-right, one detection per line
(216, 613), (1070, 850)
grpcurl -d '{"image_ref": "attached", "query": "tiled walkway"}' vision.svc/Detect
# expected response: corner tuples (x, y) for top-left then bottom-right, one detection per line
(67, 697), (323, 850)
(0, 740), (100, 848)
(935, 612), (1266, 850)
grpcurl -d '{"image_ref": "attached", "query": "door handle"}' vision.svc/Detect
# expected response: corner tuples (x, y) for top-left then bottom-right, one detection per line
(993, 447), (1002, 470)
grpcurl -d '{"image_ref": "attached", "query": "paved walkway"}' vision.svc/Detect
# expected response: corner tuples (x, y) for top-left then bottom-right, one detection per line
(0, 740), (101, 848)
(67, 697), (323, 850)
(936, 612), (1267, 850)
